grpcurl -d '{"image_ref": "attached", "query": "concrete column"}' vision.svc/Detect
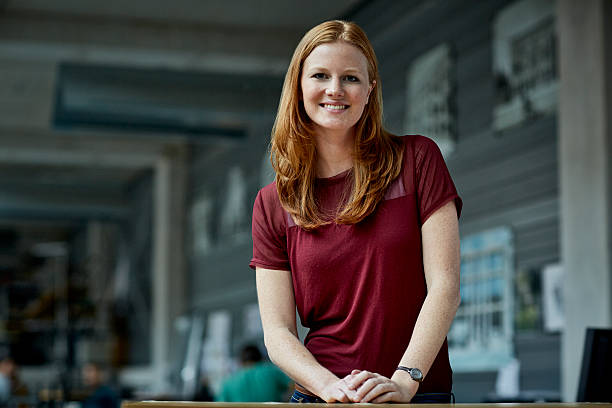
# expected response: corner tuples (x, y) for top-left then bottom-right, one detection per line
(151, 145), (188, 392)
(558, 0), (612, 402)
(86, 221), (113, 334)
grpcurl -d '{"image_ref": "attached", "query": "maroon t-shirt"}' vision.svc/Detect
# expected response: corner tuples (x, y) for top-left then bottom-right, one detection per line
(250, 135), (462, 393)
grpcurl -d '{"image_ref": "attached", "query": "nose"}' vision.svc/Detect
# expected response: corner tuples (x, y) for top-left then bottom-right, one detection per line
(325, 77), (344, 97)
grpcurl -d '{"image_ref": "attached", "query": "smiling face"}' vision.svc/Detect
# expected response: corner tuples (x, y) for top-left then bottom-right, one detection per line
(300, 41), (374, 141)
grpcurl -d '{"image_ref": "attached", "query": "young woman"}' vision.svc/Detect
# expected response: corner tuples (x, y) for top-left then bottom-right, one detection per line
(250, 20), (462, 404)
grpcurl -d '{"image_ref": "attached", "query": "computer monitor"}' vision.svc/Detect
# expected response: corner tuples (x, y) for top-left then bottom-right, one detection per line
(577, 327), (612, 402)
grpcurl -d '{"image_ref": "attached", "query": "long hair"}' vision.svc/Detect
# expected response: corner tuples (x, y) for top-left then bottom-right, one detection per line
(270, 20), (404, 230)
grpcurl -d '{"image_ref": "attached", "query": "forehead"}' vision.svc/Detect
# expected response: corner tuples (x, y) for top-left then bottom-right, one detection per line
(303, 41), (369, 72)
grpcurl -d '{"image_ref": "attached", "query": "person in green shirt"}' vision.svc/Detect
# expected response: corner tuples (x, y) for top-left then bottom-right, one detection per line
(215, 344), (292, 402)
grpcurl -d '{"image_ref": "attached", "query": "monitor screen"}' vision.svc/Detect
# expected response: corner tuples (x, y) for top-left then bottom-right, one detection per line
(577, 327), (612, 402)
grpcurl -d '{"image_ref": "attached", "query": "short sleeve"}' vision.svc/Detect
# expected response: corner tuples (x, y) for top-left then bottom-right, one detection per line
(249, 185), (291, 271)
(414, 136), (463, 224)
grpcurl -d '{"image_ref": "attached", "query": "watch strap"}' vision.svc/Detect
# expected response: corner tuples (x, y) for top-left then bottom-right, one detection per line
(396, 365), (424, 382)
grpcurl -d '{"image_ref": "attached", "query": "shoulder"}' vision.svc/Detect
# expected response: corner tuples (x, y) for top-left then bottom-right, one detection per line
(252, 181), (288, 238)
(399, 134), (437, 151)
(257, 181), (279, 206)
(255, 182), (285, 217)
(255, 181), (281, 211)
(400, 134), (443, 164)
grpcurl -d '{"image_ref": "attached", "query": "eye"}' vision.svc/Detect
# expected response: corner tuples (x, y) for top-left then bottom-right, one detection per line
(312, 73), (328, 79)
(344, 75), (360, 82)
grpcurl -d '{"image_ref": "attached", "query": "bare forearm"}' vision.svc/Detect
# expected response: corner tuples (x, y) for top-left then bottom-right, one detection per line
(264, 326), (338, 396)
(348, 288), (459, 405)
(393, 281), (460, 380)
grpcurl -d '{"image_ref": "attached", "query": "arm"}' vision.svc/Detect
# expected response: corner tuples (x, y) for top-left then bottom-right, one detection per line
(255, 267), (357, 402)
(350, 200), (461, 402)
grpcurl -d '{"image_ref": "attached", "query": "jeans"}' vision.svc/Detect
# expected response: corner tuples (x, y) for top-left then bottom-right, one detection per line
(290, 389), (455, 403)
(290, 390), (325, 403)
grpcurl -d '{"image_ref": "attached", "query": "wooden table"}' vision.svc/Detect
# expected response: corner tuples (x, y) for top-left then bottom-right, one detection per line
(122, 401), (612, 408)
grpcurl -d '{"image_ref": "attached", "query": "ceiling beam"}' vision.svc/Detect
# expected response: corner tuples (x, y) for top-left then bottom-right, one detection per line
(0, 10), (296, 73)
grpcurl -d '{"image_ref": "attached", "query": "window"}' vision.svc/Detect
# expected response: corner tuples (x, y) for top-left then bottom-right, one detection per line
(449, 227), (514, 371)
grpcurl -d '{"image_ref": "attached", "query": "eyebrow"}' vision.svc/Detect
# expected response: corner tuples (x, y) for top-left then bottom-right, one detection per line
(305, 66), (365, 74)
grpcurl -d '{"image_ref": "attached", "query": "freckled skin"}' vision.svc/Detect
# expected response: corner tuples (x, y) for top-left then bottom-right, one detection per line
(300, 41), (373, 141)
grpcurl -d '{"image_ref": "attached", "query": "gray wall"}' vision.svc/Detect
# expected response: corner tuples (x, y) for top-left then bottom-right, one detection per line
(189, 114), (278, 355)
(187, 0), (562, 401)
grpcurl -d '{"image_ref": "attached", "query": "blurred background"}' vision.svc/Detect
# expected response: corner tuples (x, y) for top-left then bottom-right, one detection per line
(0, 0), (610, 406)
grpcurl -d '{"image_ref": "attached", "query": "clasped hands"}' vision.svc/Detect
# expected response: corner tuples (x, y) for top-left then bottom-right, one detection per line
(319, 369), (419, 403)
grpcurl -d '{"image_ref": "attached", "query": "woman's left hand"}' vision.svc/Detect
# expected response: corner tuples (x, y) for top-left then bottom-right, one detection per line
(346, 369), (419, 403)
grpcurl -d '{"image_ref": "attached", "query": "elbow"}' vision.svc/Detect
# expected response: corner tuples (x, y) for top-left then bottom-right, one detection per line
(262, 329), (286, 367)
(267, 349), (282, 368)
(263, 333), (275, 360)
(263, 337), (278, 365)
(428, 278), (460, 329)
(432, 279), (461, 312)
(451, 280), (461, 311)
(445, 271), (461, 312)
(454, 288), (461, 312)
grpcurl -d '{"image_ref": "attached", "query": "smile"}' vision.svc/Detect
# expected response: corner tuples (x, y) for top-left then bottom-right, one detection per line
(320, 104), (349, 110)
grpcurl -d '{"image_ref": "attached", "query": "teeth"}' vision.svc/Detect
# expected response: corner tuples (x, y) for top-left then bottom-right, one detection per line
(323, 104), (347, 110)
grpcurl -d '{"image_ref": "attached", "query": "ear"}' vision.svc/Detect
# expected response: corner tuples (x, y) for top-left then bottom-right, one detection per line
(366, 80), (376, 103)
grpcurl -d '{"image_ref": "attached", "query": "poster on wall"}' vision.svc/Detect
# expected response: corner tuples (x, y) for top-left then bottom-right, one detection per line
(191, 194), (214, 256)
(493, 0), (557, 130)
(219, 166), (249, 244)
(542, 263), (564, 332)
(404, 43), (455, 158)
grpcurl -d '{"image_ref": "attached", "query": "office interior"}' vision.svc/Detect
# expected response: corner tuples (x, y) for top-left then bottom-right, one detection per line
(0, 0), (611, 405)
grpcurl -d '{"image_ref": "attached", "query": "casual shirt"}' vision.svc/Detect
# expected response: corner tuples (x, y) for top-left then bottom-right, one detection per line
(250, 135), (462, 393)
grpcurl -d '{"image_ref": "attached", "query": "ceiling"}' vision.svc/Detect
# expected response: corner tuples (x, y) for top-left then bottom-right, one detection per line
(0, 0), (364, 224)
(4, 0), (363, 28)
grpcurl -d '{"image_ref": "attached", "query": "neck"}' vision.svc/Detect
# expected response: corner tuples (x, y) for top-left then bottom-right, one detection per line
(314, 128), (354, 178)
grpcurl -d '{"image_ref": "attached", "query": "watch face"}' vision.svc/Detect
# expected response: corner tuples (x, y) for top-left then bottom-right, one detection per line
(410, 368), (423, 382)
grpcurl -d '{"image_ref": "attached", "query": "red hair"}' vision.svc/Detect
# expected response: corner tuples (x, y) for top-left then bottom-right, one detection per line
(271, 20), (403, 230)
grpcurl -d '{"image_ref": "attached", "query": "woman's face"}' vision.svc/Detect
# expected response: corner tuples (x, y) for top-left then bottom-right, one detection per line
(300, 41), (374, 138)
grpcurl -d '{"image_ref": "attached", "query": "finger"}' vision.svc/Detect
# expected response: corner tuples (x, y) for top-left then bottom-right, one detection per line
(348, 370), (375, 389)
(335, 389), (350, 403)
(371, 391), (397, 403)
(343, 389), (360, 403)
(360, 382), (394, 403)
(326, 389), (349, 403)
(338, 381), (359, 402)
(351, 369), (361, 375)
(341, 373), (355, 384)
(354, 377), (382, 400)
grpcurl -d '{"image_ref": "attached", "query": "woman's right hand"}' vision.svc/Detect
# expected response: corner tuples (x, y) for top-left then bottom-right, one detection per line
(257, 268), (357, 402)
(318, 374), (360, 403)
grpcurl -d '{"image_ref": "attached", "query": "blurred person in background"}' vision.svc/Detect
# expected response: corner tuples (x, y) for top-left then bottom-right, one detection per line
(215, 344), (291, 402)
(81, 363), (119, 408)
(0, 354), (16, 405)
(251, 20), (461, 403)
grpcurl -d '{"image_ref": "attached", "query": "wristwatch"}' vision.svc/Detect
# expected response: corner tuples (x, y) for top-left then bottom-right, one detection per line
(396, 366), (424, 382)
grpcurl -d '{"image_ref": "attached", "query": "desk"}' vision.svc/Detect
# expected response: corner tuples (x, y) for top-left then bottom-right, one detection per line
(122, 401), (612, 408)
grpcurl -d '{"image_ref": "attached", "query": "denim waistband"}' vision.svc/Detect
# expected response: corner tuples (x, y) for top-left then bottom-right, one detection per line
(290, 389), (325, 403)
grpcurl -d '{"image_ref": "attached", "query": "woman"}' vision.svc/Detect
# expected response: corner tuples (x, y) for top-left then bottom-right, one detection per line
(250, 20), (461, 404)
